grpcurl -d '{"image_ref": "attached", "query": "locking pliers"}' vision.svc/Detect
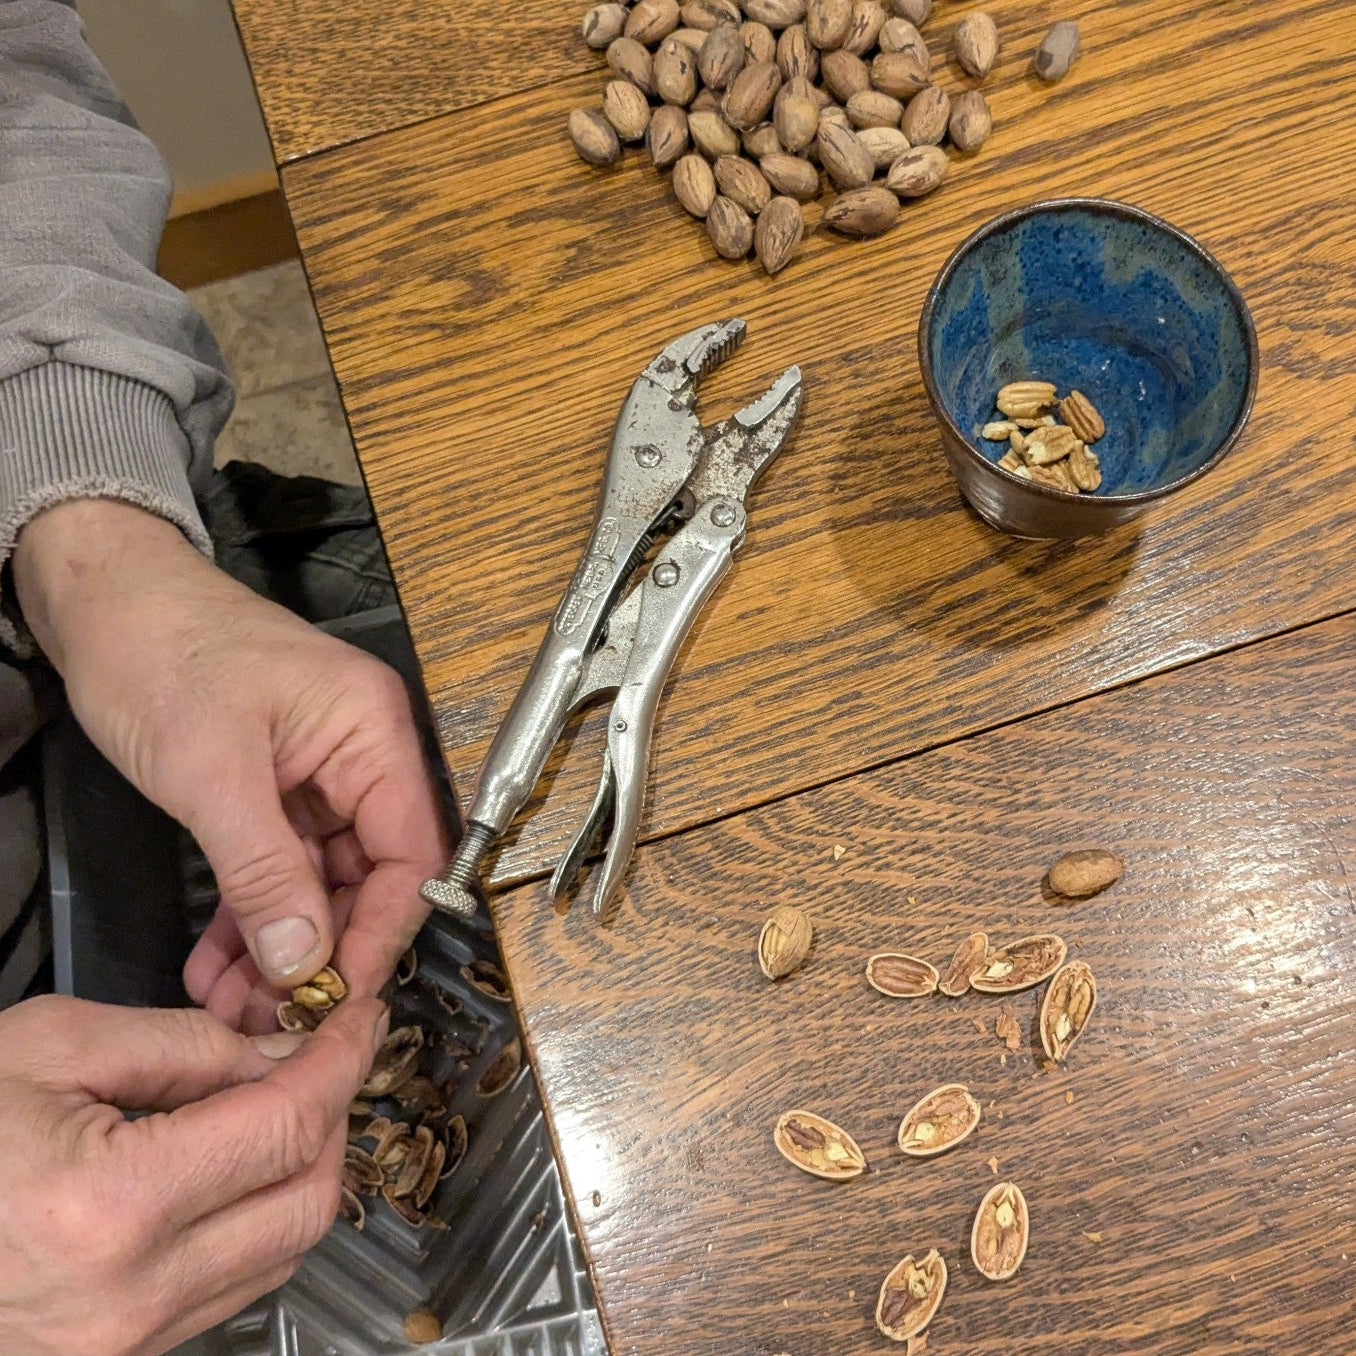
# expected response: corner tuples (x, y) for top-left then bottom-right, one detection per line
(420, 319), (803, 919)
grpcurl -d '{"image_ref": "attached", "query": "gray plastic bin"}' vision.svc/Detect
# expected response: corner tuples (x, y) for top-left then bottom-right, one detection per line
(44, 606), (602, 1355)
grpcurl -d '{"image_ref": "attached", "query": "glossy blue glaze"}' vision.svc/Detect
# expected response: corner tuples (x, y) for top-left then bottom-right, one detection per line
(926, 203), (1255, 495)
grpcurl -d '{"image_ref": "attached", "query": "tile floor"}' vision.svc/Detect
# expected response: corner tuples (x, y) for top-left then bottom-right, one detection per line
(189, 260), (362, 485)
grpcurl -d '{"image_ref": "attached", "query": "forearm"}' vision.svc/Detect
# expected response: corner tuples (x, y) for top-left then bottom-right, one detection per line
(12, 498), (210, 677)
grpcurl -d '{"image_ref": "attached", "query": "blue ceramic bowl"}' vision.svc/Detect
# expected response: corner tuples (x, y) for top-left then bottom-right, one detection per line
(918, 199), (1258, 538)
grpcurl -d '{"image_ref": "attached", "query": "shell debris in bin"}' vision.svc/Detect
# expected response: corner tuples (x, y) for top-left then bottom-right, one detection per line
(172, 893), (603, 1356)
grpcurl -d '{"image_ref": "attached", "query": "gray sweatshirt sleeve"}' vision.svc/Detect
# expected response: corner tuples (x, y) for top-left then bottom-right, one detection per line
(0, 0), (234, 586)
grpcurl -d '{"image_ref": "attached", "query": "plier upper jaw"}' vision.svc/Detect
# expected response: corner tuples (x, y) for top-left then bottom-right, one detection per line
(643, 318), (747, 397)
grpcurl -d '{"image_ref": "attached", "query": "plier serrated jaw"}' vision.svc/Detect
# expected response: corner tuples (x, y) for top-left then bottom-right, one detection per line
(644, 318), (747, 396)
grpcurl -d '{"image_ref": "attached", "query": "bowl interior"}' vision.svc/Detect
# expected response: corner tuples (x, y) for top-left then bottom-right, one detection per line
(926, 203), (1255, 496)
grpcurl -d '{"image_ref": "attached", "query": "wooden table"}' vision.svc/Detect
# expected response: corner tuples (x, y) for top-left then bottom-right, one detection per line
(230, 0), (1356, 1348)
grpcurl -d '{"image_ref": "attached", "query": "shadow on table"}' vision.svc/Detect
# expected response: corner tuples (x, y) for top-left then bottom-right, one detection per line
(826, 393), (1142, 653)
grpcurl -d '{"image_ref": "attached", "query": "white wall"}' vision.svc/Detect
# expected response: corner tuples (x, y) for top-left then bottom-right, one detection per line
(78, 0), (276, 212)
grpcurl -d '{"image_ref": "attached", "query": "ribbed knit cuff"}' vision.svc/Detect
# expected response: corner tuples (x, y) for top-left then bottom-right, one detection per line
(0, 362), (213, 653)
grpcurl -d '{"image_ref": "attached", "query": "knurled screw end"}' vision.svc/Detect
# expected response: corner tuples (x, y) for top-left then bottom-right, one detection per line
(419, 822), (494, 917)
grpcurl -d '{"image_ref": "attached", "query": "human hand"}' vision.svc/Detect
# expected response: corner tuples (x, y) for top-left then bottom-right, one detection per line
(13, 500), (448, 1030)
(0, 993), (388, 1356)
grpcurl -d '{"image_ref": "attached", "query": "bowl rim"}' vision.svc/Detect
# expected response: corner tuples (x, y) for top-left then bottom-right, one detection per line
(916, 196), (1260, 507)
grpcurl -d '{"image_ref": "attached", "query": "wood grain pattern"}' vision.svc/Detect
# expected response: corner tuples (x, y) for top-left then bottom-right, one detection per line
(230, 0), (588, 161)
(277, 0), (1356, 892)
(494, 613), (1356, 1355)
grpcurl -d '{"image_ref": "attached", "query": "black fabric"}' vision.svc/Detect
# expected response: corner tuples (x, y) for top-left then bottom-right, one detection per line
(199, 461), (397, 622)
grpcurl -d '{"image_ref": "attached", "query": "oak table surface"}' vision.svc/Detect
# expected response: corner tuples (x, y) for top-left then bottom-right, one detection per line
(495, 613), (1356, 1355)
(263, 0), (1356, 891)
(230, 0), (591, 163)
(228, 0), (1356, 1349)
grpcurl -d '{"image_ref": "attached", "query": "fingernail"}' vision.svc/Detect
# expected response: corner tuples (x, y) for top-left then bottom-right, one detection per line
(254, 916), (320, 981)
(252, 1032), (308, 1060)
(372, 1005), (391, 1056)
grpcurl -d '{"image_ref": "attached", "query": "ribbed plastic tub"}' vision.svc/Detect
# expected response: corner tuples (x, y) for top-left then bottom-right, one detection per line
(44, 607), (603, 1356)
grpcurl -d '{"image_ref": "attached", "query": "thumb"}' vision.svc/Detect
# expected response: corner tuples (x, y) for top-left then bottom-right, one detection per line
(136, 997), (389, 1226)
(188, 752), (334, 988)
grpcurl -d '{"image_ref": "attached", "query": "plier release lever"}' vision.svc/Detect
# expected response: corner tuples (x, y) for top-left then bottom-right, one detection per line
(421, 320), (803, 919)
